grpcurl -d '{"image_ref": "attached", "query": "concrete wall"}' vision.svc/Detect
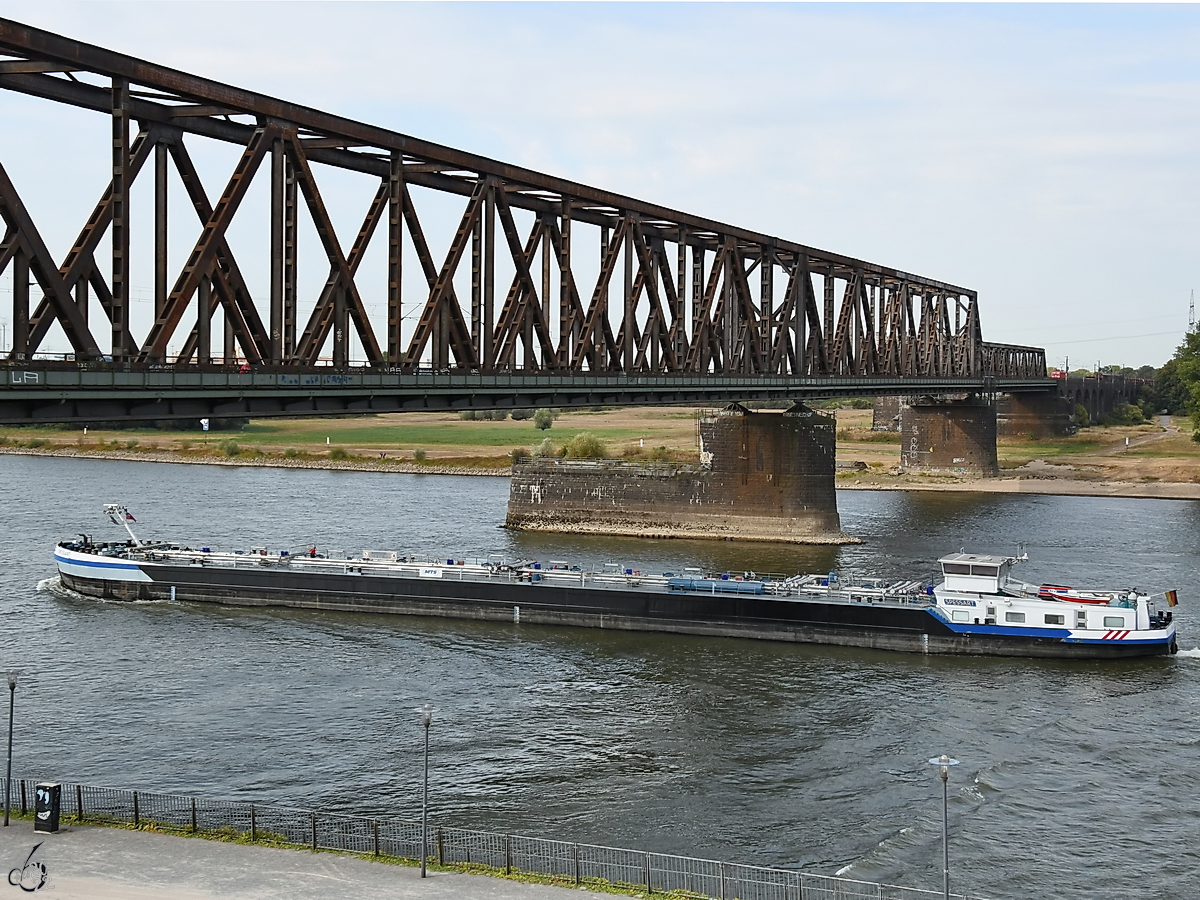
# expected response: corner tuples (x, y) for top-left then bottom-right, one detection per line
(899, 397), (999, 476)
(506, 407), (850, 543)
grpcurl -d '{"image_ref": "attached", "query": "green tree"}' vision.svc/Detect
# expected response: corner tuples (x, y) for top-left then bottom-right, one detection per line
(1151, 359), (1190, 415)
(1173, 330), (1200, 437)
(533, 408), (559, 430)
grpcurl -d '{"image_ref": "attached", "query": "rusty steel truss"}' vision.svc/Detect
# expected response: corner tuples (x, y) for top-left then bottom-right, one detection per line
(0, 19), (1046, 387)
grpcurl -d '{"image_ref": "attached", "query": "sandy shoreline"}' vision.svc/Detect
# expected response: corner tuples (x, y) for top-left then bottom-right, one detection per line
(0, 446), (508, 477)
(837, 474), (1200, 500)
(3, 446), (1198, 499)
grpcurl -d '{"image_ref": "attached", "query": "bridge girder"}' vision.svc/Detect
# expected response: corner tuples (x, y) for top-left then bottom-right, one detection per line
(0, 18), (1046, 386)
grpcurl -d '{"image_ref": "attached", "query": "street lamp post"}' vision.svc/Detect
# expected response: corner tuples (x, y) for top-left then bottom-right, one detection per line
(4, 669), (19, 827)
(927, 754), (960, 900)
(414, 704), (436, 878)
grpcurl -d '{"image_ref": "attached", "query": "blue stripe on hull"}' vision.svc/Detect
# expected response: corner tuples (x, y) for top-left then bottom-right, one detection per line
(933, 614), (1173, 646)
(54, 550), (144, 571)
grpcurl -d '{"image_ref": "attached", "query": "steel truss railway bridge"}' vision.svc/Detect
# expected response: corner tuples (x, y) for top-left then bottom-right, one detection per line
(0, 20), (1051, 424)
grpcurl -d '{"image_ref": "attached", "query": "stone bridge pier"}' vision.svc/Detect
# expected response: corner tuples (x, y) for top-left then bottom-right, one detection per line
(995, 390), (1074, 438)
(898, 395), (999, 477)
(506, 405), (853, 543)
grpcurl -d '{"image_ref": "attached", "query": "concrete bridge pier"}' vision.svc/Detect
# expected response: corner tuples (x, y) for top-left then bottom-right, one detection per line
(899, 395), (999, 477)
(506, 404), (853, 543)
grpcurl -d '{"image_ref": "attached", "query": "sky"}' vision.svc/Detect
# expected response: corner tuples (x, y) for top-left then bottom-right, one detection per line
(1, 1), (1198, 369)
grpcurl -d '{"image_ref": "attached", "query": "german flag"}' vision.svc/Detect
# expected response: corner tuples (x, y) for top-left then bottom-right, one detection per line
(1165, 590), (1179, 607)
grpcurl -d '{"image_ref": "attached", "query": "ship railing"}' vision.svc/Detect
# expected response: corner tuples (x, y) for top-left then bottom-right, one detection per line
(2, 776), (990, 900)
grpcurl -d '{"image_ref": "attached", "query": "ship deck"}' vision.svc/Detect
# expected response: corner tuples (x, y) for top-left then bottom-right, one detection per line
(62, 540), (934, 609)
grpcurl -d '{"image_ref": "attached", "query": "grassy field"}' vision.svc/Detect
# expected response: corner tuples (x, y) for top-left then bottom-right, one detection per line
(2, 407), (1196, 481)
(0, 406), (701, 462)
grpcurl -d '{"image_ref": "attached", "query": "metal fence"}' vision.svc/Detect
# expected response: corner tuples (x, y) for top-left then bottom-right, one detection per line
(5, 777), (987, 900)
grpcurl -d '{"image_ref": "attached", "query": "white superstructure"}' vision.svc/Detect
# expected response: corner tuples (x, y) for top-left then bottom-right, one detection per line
(932, 553), (1172, 645)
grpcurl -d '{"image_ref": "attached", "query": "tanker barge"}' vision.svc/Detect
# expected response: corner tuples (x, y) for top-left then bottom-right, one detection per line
(53, 505), (1178, 659)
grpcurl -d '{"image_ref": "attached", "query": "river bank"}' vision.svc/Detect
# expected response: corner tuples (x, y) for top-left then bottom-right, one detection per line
(836, 469), (1200, 499)
(0, 446), (507, 476)
(3, 444), (1197, 499)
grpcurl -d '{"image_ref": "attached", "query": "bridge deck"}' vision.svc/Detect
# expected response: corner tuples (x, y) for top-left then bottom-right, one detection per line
(0, 363), (1055, 424)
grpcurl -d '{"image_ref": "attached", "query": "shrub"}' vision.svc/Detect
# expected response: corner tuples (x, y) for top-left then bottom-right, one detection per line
(1073, 404), (1090, 428)
(0, 435), (8, 445)
(412, 448), (427, 462)
(178, 440), (191, 451)
(27, 438), (47, 449)
(458, 410), (478, 421)
(532, 437), (557, 458)
(125, 439), (139, 450)
(284, 447), (299, 458)
(1109, 402), (1145, 426)
(219, 440), (240, 457)
(534, 408), (556, 430)
(490, 409), (509, 421)
(646, 446), (671, 462)
(563, 432), (607, 459)
(329, 446), (349, 460)
(510, 408), (533, 421)
(510, 447), (530, 464)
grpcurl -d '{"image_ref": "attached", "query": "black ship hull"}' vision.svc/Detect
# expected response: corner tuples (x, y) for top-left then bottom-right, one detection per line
(57, 562), (1175, 660)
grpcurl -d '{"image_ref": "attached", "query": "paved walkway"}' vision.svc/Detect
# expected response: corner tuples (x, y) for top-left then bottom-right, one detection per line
(0, 820), (585, 899)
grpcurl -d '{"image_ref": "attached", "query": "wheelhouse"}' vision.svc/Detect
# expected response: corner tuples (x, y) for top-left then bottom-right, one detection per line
(938, 553), (1016, 594)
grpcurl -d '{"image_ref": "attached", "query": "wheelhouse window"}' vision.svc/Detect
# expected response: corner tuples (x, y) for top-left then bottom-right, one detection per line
(942, 563), (971, 575)
(970, 565), (999, 577)
(1044, 614), (1065, 625)
(1005, 611), (1026, 623)
(1103, 616), (1127, 628)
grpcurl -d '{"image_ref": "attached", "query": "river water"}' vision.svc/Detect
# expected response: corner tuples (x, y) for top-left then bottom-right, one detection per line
(2, 453), (1197, 899)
